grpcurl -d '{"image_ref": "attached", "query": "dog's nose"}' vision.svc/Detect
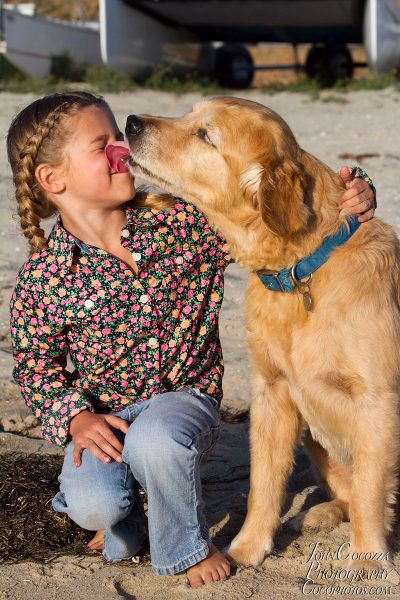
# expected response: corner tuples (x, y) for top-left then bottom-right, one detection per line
(126, 115), (145, 136)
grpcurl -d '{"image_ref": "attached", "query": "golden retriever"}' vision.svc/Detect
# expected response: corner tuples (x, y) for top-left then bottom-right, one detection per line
(125, 97), (400, 576)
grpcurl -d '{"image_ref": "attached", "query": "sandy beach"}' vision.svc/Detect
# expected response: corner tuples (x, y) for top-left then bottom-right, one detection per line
(0, 88), (400, 599)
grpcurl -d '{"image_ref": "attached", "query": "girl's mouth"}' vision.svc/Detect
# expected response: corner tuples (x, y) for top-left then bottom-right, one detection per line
(105, 141), (132, 174)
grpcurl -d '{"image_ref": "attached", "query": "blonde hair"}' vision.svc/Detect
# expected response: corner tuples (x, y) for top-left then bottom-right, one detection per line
(133, 190), (176, 211)
(7, 91), (174, 253)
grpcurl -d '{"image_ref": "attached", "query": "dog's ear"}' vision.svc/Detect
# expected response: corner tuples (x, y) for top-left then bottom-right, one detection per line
(258, 153), (310, 238)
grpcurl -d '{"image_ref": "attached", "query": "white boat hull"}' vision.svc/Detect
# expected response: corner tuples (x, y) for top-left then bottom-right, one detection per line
(99, 0), (200, 77)
(1, 7), (102, 79)
(364, 0), (400, 72)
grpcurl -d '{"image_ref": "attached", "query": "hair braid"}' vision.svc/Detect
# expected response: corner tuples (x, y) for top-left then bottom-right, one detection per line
(13, 154), (52, 252)
(18, 101), (71, 162)
(14, 103), (72, 252)
(7, 92), (109, 254)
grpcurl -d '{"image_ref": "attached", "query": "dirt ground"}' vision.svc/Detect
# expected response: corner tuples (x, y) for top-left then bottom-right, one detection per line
(0, 88), (400, 599)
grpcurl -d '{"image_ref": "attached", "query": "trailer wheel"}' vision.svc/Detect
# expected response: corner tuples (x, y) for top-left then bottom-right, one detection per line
(305, 44), (353, 86)
(213, 44), (254, 89)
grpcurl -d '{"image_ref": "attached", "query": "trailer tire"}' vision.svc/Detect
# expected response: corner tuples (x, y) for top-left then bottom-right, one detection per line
(305, 44), (353, 85)
(213, 44), (254, 89)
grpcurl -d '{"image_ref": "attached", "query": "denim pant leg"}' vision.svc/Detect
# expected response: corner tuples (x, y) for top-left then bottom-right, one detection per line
(52, 408), (147, 561)
(121, 388), (221, 575)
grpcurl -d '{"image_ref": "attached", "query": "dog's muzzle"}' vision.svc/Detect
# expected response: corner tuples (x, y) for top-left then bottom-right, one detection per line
(126, 115), (145, 137)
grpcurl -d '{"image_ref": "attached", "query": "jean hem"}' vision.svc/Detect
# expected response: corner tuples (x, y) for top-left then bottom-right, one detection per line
(152, 541), (211, 576)
(102, 552), (136, 563)
(102, 529), (146, 562)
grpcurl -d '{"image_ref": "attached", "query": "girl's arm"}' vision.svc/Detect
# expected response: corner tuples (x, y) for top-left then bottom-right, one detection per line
(10, 279), (129, 460)
(10, 279), (94, 447)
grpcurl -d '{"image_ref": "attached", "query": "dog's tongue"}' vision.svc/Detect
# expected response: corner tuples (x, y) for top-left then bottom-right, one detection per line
(105, 141), (131, 173)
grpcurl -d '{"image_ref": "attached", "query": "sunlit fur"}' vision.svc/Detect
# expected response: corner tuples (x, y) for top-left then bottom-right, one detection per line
(127, 97), (400, 574)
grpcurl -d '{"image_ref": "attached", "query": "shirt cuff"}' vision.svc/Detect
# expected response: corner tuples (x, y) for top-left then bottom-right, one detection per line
(350, 165), (377, 208)
(40, 392), (94, 447)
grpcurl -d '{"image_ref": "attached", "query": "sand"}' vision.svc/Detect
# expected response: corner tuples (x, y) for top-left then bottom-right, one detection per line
(0, 88), (400, 599)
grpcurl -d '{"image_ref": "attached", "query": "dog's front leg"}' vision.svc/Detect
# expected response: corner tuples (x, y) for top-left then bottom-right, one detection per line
(348, 394), (400, 582)
(226, 374), (301, 566)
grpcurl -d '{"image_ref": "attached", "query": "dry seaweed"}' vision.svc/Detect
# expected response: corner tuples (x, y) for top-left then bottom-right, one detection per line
(0, 453), (95, 563)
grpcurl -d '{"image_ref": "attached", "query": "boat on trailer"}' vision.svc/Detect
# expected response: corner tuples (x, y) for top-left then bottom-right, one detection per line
(1, 0), (400, 88)
(100, 0), (400, 88)
(100, 0), (368, 87)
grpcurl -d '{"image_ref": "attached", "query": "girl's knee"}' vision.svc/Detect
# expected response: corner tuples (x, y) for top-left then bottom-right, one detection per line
(53, 487), (134, 531)
(124, 419), (218, 477)
(124, 418), (190, 462)
(123, 393), (220, 474)
(125, 399), (216, 455)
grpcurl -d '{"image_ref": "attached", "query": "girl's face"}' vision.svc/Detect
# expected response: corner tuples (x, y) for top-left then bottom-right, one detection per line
(55, 105), (135, 210)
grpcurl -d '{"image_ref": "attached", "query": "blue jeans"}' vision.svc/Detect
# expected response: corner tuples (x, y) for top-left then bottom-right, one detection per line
(52, 387), (220, 575)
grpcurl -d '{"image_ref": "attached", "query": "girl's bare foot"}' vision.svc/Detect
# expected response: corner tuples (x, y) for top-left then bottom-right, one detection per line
(87, 529), (103, 552)
(186, 544), (230, 588)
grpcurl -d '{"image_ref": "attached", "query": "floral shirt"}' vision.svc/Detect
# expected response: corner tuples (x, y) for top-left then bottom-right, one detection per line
(10, 199), (230, 446)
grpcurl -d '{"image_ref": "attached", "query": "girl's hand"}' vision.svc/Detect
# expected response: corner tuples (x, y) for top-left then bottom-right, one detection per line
(338, 166), (376, 223)
(69, 410), (130, 467)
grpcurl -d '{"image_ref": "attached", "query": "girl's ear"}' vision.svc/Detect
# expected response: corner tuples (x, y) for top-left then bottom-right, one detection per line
(35, 163), (66, 195)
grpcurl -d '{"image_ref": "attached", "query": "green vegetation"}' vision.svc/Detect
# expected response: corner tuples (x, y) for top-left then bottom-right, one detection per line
(319, 94), (350, 105)
(261, 71), (400, 99)
(0, 54), (224, 95)
(82, 65), (137, 93)
(0, 54), (137, 94)
(0, 52), (399, 96)
(0, 55), (22, 80)
(334, 70), (400, 91)
(142, 65), (224, 95)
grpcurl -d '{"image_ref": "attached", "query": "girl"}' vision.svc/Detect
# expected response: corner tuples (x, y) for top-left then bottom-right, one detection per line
(7, 91), (375, 588)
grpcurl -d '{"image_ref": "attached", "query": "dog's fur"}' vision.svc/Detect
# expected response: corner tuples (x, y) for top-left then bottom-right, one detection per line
(126, 97), (400, 573)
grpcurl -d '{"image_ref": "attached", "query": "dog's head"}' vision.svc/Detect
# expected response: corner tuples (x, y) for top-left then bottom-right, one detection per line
(126, 97), (310, 237)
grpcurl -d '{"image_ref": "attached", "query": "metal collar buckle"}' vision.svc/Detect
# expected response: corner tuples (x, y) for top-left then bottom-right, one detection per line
(258, 269), (285, 292)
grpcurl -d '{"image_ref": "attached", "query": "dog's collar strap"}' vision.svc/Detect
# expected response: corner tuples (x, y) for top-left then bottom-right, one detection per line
(256, 218), (361, 293)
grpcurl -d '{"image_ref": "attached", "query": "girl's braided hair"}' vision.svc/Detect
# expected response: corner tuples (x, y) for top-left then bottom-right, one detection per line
(7, 91), (110, 253)
(7, 91), (175, 254)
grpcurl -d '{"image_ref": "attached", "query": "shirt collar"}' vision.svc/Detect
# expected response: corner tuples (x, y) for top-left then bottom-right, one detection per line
(46, 217), (93, 270)
(46, 199), (179, 267)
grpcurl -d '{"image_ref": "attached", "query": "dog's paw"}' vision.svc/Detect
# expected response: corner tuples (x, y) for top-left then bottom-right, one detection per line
(224, 536), (274, 567)
(288, 501), (347, 532)
(348, 559), (400, 586)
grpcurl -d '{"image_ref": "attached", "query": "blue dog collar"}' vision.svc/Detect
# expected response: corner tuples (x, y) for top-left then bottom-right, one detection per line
(257, 217), (361, 293)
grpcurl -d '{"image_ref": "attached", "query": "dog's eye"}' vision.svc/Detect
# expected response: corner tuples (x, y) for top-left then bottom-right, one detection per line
(196, 128), (214, 146)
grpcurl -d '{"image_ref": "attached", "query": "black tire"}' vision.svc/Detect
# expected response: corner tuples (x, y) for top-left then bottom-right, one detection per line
(213, 44), (254, 89)
(305, 44), (353, 86)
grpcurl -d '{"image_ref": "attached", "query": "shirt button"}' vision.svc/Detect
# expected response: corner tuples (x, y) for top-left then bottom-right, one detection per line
(132, 252), (142, 261)
(84, 299), (94, 309)
(175, 256), (183, 264)
(121, 229), (130, 238)
(139, 294), (149, 303)
(148, 338), (158, 348)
